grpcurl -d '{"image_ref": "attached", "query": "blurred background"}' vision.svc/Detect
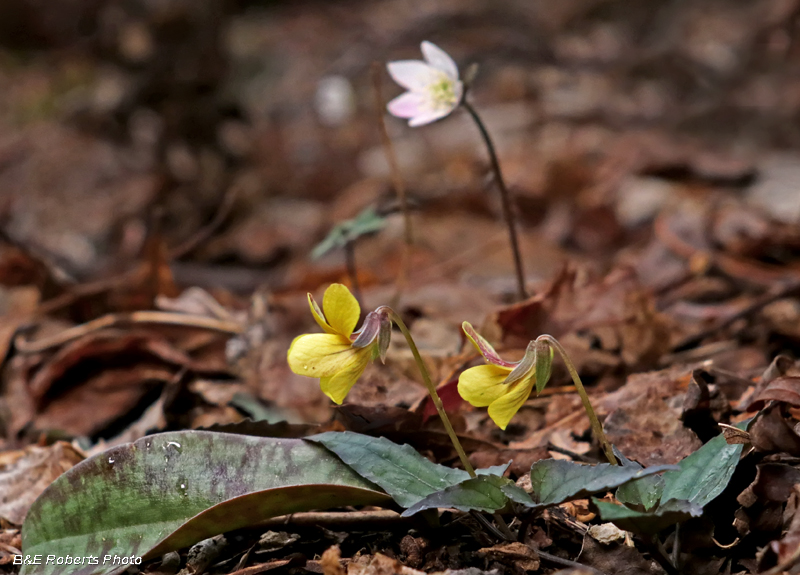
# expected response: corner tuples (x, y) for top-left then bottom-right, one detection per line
(1, 0), (799, 297)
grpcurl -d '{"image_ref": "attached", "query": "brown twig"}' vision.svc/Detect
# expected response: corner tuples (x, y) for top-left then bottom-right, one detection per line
(371, 62), (412, 302)
(261, 509), (410, 528)
(169, 184), (238, 259)
(15, 310), (243, 354)
(670, 280), (800, 352)
(344, 241), (362, 306)
(546, 443), (596, 463)
(228, 560), (291, 575)
(28, 188), (238, 317)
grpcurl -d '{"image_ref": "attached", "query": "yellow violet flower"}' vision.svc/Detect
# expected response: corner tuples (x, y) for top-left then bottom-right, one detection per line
(287, 283), (389, 404)
(458, 322), (552, 430)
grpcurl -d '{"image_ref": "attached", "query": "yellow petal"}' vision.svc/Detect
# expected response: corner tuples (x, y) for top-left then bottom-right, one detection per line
(287, 333), (355, 377)
(320, 348), (372, 404)
(487, 377), (535, 430)
(308, 293), (336, 334)
(322, 283), (360, 338)
(458, 364), (513, 407)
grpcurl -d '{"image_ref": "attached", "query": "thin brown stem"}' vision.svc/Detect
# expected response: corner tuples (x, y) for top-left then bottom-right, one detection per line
(15, 310), (243, 354)
(380, 307), (475, 476)
(539, 336), (616, 465)
(371, 64), (413, 249)
(344, 241), (363, 306)
(371, 63), (412, 305)
(461, 100), (527, 301)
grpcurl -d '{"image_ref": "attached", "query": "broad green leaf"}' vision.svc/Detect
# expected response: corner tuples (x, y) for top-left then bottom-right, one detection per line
(614, 451), (664, 511)
(594, 498), (702, 534)
(530, 460), (678, 506)
(309, 432), (465, 507)
(477, 462), (512, 477)
(401, 475), (531, 516)
(22, 431), (389, 575)
(660, 425), (746, 508)
(309, 432), (507, 508)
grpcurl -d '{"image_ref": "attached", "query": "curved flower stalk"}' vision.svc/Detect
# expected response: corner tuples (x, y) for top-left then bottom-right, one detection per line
(287, 283), (476, 475)
(287, 284), (390, 404)
(458, 322), (616, 465)
(386, 41), (463, 127)
(386, 42), (527, 300)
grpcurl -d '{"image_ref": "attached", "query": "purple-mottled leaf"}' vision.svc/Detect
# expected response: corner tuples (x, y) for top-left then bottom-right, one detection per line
(21, 431), (389, 575)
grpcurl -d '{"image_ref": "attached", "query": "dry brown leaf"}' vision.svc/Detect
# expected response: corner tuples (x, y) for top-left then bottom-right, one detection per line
(478, 542), (540, 573)
(750, 404), (800, 456)
(0, 441), (84, 524)
(347, 553), (424, 575)
(748, 376), (800, 411)
(603, 387), (701, 466)
(320, 546), (346, 575)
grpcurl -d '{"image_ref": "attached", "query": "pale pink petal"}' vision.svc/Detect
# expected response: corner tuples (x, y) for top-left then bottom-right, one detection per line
(421, 41), (459, 80)
(408, 106), (451, 127)
(387, 61), (441, 91)
(387, 92), (426, 119)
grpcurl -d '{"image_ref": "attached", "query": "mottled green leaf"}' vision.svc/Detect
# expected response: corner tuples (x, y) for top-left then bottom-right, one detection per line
(660, 426), (745, 508)
(614, 450), (664, 511)
(530, 459), (678, 506)
(594, 498), (702, 534)
(22, 431), (389, 575)
(309, 432), (508, 508)
(401, 475), (529, 516)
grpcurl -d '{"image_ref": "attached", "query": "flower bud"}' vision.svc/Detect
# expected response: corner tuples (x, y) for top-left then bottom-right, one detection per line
(533, 339), (553, 394)
(351, 311), (382, 349)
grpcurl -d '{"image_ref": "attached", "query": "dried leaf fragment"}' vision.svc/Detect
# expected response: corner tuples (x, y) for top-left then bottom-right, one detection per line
(0, 441), (84, 524)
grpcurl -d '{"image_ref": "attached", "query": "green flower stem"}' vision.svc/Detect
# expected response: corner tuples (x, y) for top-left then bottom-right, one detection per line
(539, 335), (616, 465)
(461, 100), (527, 301)
(380, 308), (476, 477)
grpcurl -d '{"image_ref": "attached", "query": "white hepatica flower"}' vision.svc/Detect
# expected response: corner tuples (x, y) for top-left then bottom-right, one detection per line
(387, 41), (463, 127)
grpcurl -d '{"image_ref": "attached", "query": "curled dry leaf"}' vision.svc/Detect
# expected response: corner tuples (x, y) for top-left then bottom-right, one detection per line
(747, 376), (800, 411)
(750, 404), (800, 456)
(320, 545), (346, 575)
(737, 463), (800, 509)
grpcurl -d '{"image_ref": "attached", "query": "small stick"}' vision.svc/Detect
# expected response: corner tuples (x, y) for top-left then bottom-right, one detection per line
(461, 100), (527, 301)
(670, 280), (800, 352)
(261, 509), (409, 528)
(227, 559), (291, 575)
(671, 522), (681, 568)
(641, 535), (680, 575)
(15, 310), (243, 354)
(546, 443), (596, 463)
(344, 241), (363, 306)
(169, 184), (238, 259)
